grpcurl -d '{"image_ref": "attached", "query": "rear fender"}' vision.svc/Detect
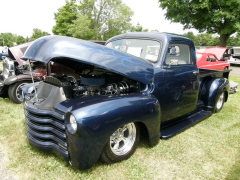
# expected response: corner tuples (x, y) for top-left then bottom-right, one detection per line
(199, 77), (229, 112)
(60, 94), (161, 170)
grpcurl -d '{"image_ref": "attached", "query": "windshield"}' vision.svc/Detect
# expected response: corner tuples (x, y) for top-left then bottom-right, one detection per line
(106, 39), (161, 62)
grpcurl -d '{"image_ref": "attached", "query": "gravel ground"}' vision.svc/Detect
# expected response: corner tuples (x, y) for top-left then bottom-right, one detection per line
(0, 65), (239, 180)
(0, 146), (16, 180)
(230, 65), (240, 76)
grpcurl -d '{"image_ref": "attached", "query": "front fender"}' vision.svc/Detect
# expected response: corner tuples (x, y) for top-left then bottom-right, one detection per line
(200, 77), (229, 111)
(4, 74), (41, 85)
(57, 94), (161, 170)
(3, 75), (18, 85)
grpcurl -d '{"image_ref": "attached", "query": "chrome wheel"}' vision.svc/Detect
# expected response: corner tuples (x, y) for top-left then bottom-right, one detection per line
(8, 81), (29, 104)
(214, 92), (225, 113)
(100, 122), (139, 164)
(216, 93), (224, 110)
(16, 83), (28, 101)
(110, 123), (136, 156)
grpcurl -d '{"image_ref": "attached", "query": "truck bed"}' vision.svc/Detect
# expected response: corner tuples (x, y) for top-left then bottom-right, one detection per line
(199, 68), (230, 78)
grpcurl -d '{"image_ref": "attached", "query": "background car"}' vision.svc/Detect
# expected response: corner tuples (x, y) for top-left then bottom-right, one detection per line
(196, 47), (230, 70)
(0, 42), (46, 103)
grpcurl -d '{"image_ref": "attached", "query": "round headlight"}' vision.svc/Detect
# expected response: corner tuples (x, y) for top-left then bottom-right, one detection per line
(70, 115), (77, 132)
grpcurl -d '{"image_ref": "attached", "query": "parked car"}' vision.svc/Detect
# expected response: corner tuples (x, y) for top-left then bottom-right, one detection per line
(0, 46), (9, 74)
(196, 47), (230, 70)
(0, 52), (8, 60)
(227, 47), (240, 65)
(0, 42), (46, 103)
(21, 33), (230, 170)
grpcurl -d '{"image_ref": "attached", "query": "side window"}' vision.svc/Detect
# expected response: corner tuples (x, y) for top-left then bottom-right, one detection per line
(207, 55), (217, 62)
(165, 44), (192, 65)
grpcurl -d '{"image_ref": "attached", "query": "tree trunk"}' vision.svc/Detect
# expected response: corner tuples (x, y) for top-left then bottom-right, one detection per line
(219, 34), (230, 47)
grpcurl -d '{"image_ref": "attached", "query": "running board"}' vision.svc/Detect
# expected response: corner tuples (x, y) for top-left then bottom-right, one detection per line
(160, 110), (212, 139)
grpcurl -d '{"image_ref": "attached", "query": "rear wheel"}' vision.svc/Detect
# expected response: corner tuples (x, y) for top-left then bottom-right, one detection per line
(214, 92), (225, 113)
(100, 122), (139, 164)
(8, 81), (29, 104)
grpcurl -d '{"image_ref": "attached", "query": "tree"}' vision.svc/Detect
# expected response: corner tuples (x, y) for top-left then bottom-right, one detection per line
(130, 23), (149, 32)
(29, 28), (50, 41)
(227, 33), (240, 46)
(0, 33), (28, 47)
(53, 0), (133, 40)
(68, 14), (94, 40)
(194, 33), (216, 46)
(183, 32), (220, 46)
(0, 33), (15, 47)
(16, 36), (26, 45)
(159, 0), (240, 47)
(182, 32), (196, 42)
(99, 0), (133, 40)
(52, 0), (78, 36)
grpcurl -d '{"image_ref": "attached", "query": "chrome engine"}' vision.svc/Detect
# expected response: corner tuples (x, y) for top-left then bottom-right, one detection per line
(49, 74), (139, 99)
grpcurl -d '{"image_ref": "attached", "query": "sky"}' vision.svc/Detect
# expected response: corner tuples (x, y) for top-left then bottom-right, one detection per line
(0, 0), (198, 38)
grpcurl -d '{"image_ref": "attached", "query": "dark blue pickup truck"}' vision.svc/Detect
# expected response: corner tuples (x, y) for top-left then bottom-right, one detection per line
(21, 32), (230, 170)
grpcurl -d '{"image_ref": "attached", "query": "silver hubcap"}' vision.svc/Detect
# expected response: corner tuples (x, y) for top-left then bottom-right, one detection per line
(110, 123), (136, 156)
(216, 93), (224, 110)
(16, 83), (28, 101)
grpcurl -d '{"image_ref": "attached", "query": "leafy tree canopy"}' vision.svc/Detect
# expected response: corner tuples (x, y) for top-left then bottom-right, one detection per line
(52, 0), (78, 36)
(159, 0), (240, 47)
(130, 23), (149, 32)
(0, 33), (25, 47)
(182, 32), (240, 46)
(227, 33), (240, 46)
(0, 28), (50, 47)
(53, 0), (133, 40)
(29, 28), (50, 41)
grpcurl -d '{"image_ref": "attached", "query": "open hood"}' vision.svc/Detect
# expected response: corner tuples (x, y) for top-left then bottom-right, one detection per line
(203, 47), (227, 61)
(8, 42), (32, 65)
(22, 35), (153, 84)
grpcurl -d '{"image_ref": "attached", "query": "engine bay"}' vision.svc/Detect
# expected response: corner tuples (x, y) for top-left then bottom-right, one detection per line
(44, 61), (143, 100)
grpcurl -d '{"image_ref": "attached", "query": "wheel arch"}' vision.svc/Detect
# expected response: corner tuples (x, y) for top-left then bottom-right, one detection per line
(199, 77), (229, 112)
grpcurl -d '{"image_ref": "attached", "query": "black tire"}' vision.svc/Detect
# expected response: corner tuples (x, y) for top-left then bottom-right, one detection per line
(224, 67), (228, 70)
(214, 92), (225, 113)
(8, 81), (29, 104)
(100, 122), (139, 164)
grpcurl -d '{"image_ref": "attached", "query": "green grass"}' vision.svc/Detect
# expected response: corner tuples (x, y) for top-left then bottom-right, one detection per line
(0, 76), (239, 180)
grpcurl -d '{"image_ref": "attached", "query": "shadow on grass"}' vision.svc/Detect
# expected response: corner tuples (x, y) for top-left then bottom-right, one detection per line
(0, 97), (12, 103)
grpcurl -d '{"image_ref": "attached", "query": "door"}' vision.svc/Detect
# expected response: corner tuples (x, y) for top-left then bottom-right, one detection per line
(153, 43), (199, 122)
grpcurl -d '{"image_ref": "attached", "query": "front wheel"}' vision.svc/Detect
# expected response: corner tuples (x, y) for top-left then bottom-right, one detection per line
(100, 122), (139, 164)
(8, 81), (29, 104)
(214, 92), (225, 113)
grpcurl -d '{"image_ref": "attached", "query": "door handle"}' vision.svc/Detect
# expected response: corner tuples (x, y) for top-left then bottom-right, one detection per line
(192, 70), (199, 74)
